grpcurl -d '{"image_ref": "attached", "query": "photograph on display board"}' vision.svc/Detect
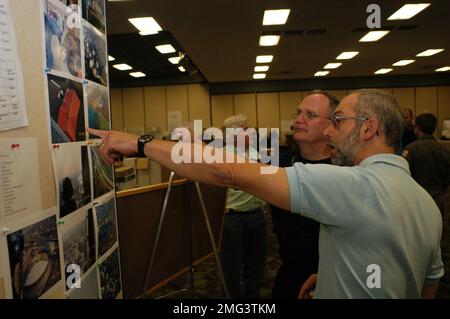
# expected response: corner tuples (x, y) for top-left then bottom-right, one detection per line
(67, 269), (100, 299)
(57, 0), (79, 6)
(91, 145), (114, 199)
(86, 83), (110, 135)
(62, 208), (96, 289)
(44, 0), (82, 78)
(47, 73), (86, 143)
(6, 216), (61, 299)
(82, 0), (106, 34)
(83, 23), (108, 87)
(95, 197), (117, 257)
(55, 143), (91, 218)
(99, 249), (121, 299)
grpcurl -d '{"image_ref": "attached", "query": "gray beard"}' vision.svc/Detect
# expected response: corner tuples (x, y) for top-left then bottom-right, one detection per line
(331, 126), (361, 166)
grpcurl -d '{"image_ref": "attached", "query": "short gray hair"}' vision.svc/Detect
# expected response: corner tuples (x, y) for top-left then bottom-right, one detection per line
(223, 114), (248, 128)
(352, 89), (403, 150)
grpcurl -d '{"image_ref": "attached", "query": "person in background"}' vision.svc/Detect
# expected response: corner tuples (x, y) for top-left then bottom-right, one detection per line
(402, 108), (417, 148)
(403, 113), (450, 215)
(220, 114), (267, 298)
(271, 91), (339, 299)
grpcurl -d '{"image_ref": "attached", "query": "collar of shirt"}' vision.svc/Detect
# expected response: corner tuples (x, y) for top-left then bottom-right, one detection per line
(359, 153), (410, 174)
(417, 135), (436, 141)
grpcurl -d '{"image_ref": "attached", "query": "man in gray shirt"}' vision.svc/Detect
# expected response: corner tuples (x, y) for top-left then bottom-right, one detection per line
(90, 89), (443, 298)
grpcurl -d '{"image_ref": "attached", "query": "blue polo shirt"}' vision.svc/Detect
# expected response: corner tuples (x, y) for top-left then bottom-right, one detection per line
(285, 154), (444, 298)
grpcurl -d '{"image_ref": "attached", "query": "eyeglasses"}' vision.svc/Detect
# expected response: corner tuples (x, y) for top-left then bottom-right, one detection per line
(292, 109), (329, 121)
(328, 114), (368, 129)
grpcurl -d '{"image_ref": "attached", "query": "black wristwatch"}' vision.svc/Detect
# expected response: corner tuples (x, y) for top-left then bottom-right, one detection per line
(137, 134), (154, 157)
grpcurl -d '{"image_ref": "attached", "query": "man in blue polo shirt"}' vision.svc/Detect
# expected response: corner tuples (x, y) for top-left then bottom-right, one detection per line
(90, 89), (444, 298)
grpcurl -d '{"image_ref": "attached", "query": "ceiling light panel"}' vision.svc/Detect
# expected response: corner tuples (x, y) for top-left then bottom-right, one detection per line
(374, 68), (393, 74)
(254, 65), (269, 72)
(155, 44), (176, 54)
(336, 52), (359, 60)
(259, 35), (280, 46)
(314, 71), (329, 77)
(262, 9), (290, 25)
(129, 17), (162, 35)
(359, 31), (390, 42)
(253, 73), (266, 79)
(256, 55), (273, 63)
(168, 57), (181, 64)
(324, 63), (342, 69)
(387, 3), (431, 20)
(392, 60), (415, 66)
(416, 49), (444, 57)
(130, 72), (146, 78)
(113, 64), (132, 71)
(108, 55), (115, 61)
(435, 66), (450, 72)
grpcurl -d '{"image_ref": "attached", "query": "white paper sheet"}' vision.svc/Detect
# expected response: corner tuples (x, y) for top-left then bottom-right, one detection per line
(0, 138), (42, 222)
(0, 0), (28, 131)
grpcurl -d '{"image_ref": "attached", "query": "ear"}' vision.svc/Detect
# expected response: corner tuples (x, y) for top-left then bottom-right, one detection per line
(361, 117), (379, 141)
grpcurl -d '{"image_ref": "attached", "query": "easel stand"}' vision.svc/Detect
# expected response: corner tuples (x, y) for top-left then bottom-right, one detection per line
(143, 172), (230, 299)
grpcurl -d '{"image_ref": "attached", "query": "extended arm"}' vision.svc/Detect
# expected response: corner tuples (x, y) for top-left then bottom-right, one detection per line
(88, 129), (291, 211)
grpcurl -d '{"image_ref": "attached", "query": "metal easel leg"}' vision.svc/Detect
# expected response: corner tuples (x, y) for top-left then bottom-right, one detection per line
(142, 173), (229, 299)
(143, 171), (176, 296)
(194, 182), (230, 299)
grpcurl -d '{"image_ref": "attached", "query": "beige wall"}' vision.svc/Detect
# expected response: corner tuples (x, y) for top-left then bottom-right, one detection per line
(111, 85), (450, 139)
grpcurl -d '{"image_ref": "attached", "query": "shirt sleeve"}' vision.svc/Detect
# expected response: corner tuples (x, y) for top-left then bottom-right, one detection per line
(285, 162), (369, 228)
(425, 244), (445, 283)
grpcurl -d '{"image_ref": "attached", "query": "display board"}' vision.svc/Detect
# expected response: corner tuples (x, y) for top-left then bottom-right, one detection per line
(0, 0), (122, 299)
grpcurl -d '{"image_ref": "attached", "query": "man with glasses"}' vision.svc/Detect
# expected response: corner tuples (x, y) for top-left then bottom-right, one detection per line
(271, 91), (339, 299)
(90, 88), (443, 298)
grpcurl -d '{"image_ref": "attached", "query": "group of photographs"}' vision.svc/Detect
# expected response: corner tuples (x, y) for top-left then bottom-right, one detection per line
(0, 0), (122, 300)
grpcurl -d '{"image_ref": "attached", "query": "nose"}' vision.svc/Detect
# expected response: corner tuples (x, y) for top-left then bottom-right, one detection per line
(323, 122), (334, 139)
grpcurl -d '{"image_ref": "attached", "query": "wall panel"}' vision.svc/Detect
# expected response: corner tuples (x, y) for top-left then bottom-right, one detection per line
(188, 84), (211, 127)
(393, 88), (415, 114)
(438, 86), (450, 135)
(211, 95), (234, 128)
(144, 86), (167, 134)
(110, 88), (124, 132)
(122, 87), (145, 135)
(415, 87), (438, 116)
(257, 93), (280, 130)
(234, 93), (257, 127)
(166, 85), (189, 123)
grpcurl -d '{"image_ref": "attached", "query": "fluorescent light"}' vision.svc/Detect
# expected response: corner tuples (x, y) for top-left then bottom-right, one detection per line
(374, 68), (393, 74)
(393, 60), (415, 66)
(113, 64), (132, 71)
(155, 44), (176, 54)
(324, 63), (342, 69)
(108, 55), (115, 61)
(129, 17), (162, 35)
(253, 73), (266, 79)
(254, 65), (269, 72)
(388, 3), (431, 20)
(263, 9), (290, 25)
(416, 49), (445, 57)
(435, 66), (450, 72)
(336, 51), (359, 60)
(259, 35), (280, 46)
(130, 72), (146, 78)
(314, 71), (329, 77)
(359, 30), (390, 42)
(178, 66), (186, 72)
(256, 55), (273, 63)
(168, 57), (181, 64)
